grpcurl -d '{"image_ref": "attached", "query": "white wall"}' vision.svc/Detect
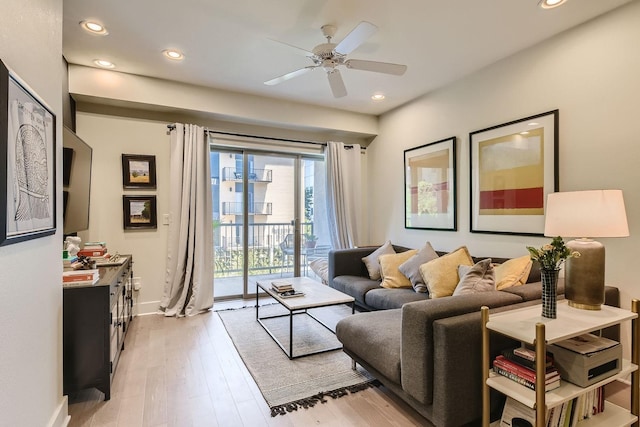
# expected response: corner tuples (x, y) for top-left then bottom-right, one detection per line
(76, 113), (171, 315)
(370, 2), (640, 308)
(0, 1), (68, 426)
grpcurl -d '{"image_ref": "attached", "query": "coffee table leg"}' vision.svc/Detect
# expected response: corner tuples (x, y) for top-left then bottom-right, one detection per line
(289, 309), (293, 359)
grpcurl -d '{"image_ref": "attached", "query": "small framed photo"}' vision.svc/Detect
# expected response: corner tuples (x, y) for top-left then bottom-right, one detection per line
(123, 195), (157, 229)
(121, 154), (156, 189)
(404, 137), (457, 231)
(469, 110), (559, 236)
(1, 59), (56, 246)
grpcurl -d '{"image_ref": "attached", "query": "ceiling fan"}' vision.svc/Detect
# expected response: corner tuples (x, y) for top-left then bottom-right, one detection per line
(265, 21), (407, 98)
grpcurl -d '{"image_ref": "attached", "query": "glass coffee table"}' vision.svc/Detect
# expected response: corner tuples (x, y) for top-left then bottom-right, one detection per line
(256, 277), (355, 359)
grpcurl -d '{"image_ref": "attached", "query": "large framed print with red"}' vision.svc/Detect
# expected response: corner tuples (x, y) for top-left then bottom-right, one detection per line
(469, 110), (558, 236)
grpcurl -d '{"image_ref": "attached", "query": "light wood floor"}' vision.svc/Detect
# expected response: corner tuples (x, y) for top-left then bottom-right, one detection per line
(67, 300), (429, 427)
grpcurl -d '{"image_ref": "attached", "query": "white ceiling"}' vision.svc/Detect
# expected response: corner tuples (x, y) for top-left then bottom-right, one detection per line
(63, 0), (632, 116)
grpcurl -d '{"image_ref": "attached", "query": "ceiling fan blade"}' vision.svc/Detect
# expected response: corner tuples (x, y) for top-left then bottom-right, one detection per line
(334, 21), (377, 55)
(345, 59), (407, 75)
(327, 69), (347, 98)
(268, 38), (315, 57)
(264, 66), (317, 86)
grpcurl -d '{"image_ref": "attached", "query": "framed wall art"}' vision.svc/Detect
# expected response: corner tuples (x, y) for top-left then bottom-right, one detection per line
(0, 59), (56, 246)
(404, 136), (457, 231)
(121, 154), (156, 189)
(123, 195), (157, 229)
(469, 110), (558, 236)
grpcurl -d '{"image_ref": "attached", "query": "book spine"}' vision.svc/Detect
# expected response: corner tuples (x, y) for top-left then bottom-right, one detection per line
(493, 366), (536, 391)
(78, 248), (107, 257)
(494, 356), (558, 381)
(63, 274), (96, 282)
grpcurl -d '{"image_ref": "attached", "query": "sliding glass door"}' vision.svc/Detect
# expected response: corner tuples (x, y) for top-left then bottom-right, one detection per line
(211, 146), (327, 300)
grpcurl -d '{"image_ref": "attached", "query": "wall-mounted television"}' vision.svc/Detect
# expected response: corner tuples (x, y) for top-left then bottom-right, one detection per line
(63, 126), (92, 235)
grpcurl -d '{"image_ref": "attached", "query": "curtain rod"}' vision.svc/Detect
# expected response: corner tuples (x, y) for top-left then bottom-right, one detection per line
(166, 124), (364, 150)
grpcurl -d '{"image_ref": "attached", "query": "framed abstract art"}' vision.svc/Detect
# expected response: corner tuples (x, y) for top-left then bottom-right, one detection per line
(404, 136), (457, 231)
(469, 110), (558, 236)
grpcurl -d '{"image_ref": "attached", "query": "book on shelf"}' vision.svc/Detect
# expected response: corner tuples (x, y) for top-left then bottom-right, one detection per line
(502, 347), (554, 370)
(62, 269), (99, 286)
(494, 355), (559, 381)
(493, 365), (561, 391)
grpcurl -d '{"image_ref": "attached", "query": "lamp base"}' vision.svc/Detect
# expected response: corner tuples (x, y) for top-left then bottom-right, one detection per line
(565, 239), (605, 310)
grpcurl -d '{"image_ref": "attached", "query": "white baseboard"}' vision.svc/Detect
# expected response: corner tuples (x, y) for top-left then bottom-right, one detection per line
(136, 300), (161, 316)
(47, 395), (70, 427)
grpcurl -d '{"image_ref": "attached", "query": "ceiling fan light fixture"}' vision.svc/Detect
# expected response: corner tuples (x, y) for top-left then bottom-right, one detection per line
(80, 20), (108, 35)
(538, 0), (568, 9)
(371, 93), (385, 101)
(94, 59), (115, 68)
(163, 49), (184, 60)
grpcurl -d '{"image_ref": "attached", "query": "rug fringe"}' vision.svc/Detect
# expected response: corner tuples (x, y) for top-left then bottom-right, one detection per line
(270, 379), (381, 417)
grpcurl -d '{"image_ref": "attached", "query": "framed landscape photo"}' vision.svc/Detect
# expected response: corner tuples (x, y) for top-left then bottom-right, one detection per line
(123, 195), (157, 229)
(469, 110), (558, 236)
(0, 59), (56, 246)
(404, 136), (457, 231)
(121, 154), (156, 189)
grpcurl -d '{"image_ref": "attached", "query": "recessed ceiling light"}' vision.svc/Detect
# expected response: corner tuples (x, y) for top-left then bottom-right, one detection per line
(528, 122), (540, 126)
(538, 0), (568, 9)
(520, 131), (530, 135)
(371, 93), (385, 101)
(80, 20), (108, 35)
(94, 59), (115, 68)
(163, 49), (184, 60)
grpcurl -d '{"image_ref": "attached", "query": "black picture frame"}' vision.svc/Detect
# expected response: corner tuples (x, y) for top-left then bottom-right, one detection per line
(404, 136), (457, 231)
(121, 154), (157, 189)
(469, 110), (559, 236)
(0, 59), (56, 246)
(123, 195), (157, 229)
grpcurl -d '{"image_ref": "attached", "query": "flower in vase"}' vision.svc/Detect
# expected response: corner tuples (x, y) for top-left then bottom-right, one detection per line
(526, 236), (580, 271)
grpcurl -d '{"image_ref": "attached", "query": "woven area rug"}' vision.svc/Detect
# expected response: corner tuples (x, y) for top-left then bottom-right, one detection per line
(217, 303), (377, 416)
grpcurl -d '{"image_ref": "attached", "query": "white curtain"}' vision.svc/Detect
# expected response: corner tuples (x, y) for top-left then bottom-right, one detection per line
(159, 123), (214, 317)
(325, 141), (362, 249)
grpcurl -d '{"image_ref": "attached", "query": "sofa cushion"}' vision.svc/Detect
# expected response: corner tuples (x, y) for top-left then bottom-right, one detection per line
(453, 258), (496, 296)
(420, 246), (474, 298)
(332, 275), (381, 307)
(362, 240), (396, 280)
(364, 288), (430, 310)
(379, 250), (418, 289)
(398, 242), (439, 293)
(501, 279), (565, 301)
(495, 255), (533, 290)
(336, 310), (403, 384)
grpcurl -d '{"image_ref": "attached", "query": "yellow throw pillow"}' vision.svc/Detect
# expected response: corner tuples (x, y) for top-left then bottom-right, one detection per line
(420, 246), (474, 298)
(380, 250), (418, 288)
(495, 255), (533, 290)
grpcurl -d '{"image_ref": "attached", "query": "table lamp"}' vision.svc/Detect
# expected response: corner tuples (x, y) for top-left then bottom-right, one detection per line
(544, 190), (629, 310)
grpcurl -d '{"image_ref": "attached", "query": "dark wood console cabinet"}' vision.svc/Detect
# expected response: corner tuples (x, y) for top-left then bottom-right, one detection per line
(63, 255), (133, 400)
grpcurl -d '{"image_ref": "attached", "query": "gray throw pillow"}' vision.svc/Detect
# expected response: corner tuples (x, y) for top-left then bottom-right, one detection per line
(361, 240), (396, 280)
(398, 242), (439, 293)
(452, 258), (496, 296)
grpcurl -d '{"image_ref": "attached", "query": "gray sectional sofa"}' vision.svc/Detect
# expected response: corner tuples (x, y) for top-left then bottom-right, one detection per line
(330, 244), (620, 426)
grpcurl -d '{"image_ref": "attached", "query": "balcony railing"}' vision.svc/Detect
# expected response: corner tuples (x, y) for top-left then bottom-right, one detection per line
(222, 202), (272, 215)
(214, 222), (325, 277)
(221, 167), (273, 182)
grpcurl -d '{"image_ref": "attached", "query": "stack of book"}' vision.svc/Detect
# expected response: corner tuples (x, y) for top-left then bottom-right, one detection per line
(271, 281), (304, 298)
(62, 269), (100, 287)
(493, 347), (561, 391)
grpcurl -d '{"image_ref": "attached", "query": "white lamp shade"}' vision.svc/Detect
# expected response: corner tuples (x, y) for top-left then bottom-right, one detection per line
(544, 189), (629, 238)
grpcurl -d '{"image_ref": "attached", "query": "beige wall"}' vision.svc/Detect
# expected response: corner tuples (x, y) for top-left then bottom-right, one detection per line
(0, 1), (68, 426)
(369, 1), (640, 329)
